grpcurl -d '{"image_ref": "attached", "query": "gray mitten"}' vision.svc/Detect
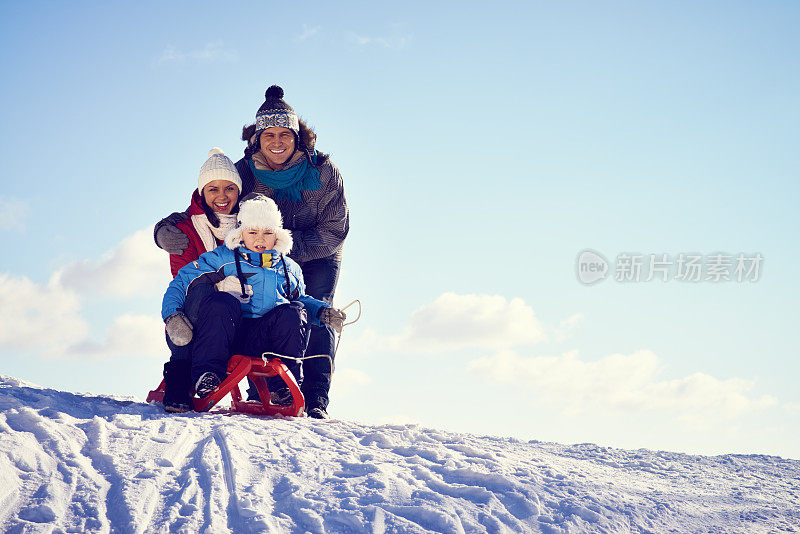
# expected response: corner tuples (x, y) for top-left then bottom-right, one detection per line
(165, 313), (193, 346)
(155, 225), (190, 255)
(320, 307), (347, 333)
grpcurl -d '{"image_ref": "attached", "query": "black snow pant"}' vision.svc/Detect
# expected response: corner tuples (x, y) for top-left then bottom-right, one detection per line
(191, 292), (310, 387)
(297, 253), (341, 411)
(165, 283), (215, 362)
(163, 284), (215, 408)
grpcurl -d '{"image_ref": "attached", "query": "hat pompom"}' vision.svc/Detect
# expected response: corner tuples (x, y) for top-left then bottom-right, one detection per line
(265, 85), (284, 99)
(208, 147), (225, 157)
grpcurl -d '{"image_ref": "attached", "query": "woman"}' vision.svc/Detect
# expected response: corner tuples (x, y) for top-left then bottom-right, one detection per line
(170, 148), (241, 275)
(161, 148), (243, 412)
(155, 86), (349, 419)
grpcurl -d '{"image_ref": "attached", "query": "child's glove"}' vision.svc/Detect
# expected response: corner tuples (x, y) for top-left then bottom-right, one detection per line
(215, 275), (253, 303)
(155, 225), (189, 255)
(165, 313), (193, 346)
(320, 307), (347, 333)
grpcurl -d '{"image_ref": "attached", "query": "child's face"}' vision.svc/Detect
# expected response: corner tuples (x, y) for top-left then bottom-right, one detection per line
(203, 180), (239, 214)
(242, 227), (277, 253)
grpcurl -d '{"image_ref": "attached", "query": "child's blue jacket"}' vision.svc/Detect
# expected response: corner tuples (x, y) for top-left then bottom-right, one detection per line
(162, 246), (327, 325)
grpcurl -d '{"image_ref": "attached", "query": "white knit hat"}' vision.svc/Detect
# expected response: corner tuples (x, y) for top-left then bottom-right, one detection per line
(198, 148), (243, 197)
(224, 194), (293, 254)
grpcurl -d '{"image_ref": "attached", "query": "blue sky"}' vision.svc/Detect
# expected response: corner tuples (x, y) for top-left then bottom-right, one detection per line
(1, 1), (798, 458)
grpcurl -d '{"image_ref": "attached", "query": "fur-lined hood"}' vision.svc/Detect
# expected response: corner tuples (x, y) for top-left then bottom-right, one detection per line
(224, 226), (293, 255)
(222, 194), (293, 254)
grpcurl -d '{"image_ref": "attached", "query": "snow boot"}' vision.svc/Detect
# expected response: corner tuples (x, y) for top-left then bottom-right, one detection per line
(195, 372), (222, 398)
(162, 360), (192, 413)
(306, 407), (329, 419)
(270, 387), (294, 406)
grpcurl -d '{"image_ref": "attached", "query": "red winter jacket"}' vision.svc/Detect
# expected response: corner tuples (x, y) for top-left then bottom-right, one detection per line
(169, 191), (224, 277)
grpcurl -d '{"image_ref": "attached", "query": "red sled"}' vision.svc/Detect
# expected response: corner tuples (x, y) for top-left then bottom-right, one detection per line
(146, 355), (305, 417)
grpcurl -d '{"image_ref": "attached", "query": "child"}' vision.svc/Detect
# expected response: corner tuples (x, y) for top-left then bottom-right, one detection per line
(161, 194), (346, 411)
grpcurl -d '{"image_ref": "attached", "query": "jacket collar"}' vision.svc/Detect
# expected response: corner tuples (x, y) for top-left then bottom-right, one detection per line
(237, 247), (279, 267)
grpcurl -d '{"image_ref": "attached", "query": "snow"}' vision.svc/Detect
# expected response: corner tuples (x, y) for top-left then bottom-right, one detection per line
(1, 375), (798, 533)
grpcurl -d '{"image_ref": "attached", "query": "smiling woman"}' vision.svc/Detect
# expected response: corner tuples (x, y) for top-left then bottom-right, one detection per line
(202, 180), (238, 215)
(168, 148), (242, 277)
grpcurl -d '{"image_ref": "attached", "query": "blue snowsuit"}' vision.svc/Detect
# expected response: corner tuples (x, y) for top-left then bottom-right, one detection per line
(162, 246), (328, 384)
(163, 246), (327, 323)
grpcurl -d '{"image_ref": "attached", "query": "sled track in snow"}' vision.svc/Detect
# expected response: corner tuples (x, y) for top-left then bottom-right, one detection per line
(213, 426), (249, 533)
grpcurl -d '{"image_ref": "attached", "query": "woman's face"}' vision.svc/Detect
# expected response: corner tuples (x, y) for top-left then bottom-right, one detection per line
(202, 180), (239, 214)
(259, 127), (296, 168)
(242, 227), (277, 253)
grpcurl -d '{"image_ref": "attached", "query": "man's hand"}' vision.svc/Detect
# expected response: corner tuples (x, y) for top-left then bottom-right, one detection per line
(320, 307), (347, 333)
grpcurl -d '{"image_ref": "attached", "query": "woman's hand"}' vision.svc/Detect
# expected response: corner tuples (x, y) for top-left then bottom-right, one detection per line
(156, 225), (190, 255)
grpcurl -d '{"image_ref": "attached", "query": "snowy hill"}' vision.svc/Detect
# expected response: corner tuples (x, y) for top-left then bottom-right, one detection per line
(0, 375), (798, 533)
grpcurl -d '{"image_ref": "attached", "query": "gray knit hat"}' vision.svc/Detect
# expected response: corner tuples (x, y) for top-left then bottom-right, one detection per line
(255, 85), (299, 136)
(198, 148), (242, 196)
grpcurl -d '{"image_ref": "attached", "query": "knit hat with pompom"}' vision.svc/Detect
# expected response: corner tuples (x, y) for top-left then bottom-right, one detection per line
(254, 85), (299, 137)
(198, 148), (242, 197)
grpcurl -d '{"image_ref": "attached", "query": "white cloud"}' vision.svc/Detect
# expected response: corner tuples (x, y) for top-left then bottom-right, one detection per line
(0, 196), (29, 231)
(554, 313), (584, 342)
(297, 25), (320, 41)
(348, 32), (411, 49)
(349, 34), (372, 46)
(194, 41), (238, 62)
(468, 349), (778, 422)
(0, 273), (89, 355)
(0, 273), (165, 360)
(64, 314), (166, 360)
(1, 227), (172, 360)
(56, 227), (171, 299)
(388, 293), (547, 353)
(156, 41), (238, 64)
(158, 45), (183, 63)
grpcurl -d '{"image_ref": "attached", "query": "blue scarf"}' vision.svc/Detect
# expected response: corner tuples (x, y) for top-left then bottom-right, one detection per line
(248, 154), (321, 202)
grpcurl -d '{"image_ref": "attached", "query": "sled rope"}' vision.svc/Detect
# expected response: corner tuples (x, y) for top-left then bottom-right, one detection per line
(261, 352), (334, 371)
(340, 299), (362, 328)
(260, 299), (362, 374)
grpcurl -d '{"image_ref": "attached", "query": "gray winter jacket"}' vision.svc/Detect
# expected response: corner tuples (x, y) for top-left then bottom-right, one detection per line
(234, 155), (349, 263)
